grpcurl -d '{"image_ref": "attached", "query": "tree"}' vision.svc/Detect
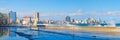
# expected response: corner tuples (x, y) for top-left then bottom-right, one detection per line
(0, 13), (3, 25)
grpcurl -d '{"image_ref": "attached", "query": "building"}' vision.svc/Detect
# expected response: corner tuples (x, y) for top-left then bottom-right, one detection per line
(16, 17), (21, 24)
(0, 13), (9, 25)
(9, 11), (16, 24)
(72, 19), (76, 24)
(65, 16), (71, 22)
(22, 16), (31, 25)
(33, 11), (39, 21)
(44, 20), (51, 24)
(33, 11), (39, 26)
(3, 14), (9, 25)
(96, 18), (102, 24)
(86, 17), (96, 24)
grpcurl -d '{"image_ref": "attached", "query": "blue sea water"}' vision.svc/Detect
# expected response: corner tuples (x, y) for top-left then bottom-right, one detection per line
(0, 26), (120, 40)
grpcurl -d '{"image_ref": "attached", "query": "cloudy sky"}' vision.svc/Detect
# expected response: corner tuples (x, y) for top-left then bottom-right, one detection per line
(0, 0), (120, 23)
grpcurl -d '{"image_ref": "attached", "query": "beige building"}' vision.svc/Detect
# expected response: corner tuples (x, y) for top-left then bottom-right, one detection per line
(33, 11), (39, 26)
(16, 18), (21, 24)
(22, 16), (31, 25)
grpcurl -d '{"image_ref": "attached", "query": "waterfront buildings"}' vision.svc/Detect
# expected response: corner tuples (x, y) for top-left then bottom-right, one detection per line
(86, 17), (96, 24)
(33, 11), (39, 21)
(3, 14), (9, 25)
(44, 20), (51, 24)
(65, 16), (71, 22)
(22, 16), (31, 25)
(16, 17), (21, 24)
(95, 18), (102, 24)
(0, 13), (9, 25)
(56, 20), (66, 24)
(0, 11), (107, 26)
(72, 19), (76, 24)
(70, 17), (105, 24)
(33, 11), (39, 26)
(9, 11), (17, 24)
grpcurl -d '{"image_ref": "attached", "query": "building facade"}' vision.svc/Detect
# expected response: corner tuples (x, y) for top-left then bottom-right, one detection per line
(9, 11), (16, 24)
(65, 16), (71, 22)
(33, 11), (39, 21)
(22, 16), (31, 25)
(33, 11), (39, 26)
(3, 14), (9, 25)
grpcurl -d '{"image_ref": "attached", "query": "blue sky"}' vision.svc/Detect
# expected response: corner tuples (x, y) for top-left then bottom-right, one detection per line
(0, 0), (120, 23)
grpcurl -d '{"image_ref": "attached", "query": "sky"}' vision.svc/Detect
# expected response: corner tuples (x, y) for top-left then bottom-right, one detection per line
(0, 0), (120, 23)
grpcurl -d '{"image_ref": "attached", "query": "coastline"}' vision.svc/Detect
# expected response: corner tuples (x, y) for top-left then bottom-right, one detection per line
(45, 26), (120, 34)
(1, 25), (120, 34)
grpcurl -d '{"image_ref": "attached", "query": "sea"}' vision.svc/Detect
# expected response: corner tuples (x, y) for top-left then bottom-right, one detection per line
(0, 25), (120, 40)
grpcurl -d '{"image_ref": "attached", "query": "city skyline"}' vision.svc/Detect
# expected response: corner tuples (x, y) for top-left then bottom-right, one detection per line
(0, 0), (120, 23)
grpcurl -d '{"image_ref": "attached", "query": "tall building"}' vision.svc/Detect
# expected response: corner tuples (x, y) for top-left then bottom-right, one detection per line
(65, 16), (71, 22)
(34, 11), (39, 21)
(9, 11), (16, 24)
(33, 11), (39, 26)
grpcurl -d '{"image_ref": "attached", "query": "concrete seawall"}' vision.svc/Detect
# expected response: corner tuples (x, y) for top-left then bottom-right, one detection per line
(45, 26), (120, 34)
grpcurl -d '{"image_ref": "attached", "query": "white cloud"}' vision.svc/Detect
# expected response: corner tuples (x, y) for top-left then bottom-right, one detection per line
(105, 11), (120, 16)
(39, 9), (83, 17)
(89, 10), (120, 16)
(0, 7), (11, 13)
(0, 8), (5, 10)
(0, 7), (7, 11)
(68, 13), (82, 16)
(39, 12), (83, 17)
